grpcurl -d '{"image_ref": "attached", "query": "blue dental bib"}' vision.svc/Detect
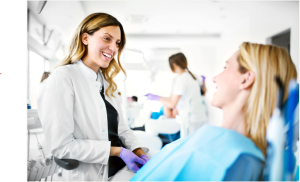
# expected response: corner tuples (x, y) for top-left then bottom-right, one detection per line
(131, 124), (265, 181)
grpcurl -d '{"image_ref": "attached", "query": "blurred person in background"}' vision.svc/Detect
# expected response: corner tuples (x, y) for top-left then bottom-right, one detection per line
(39, 72), (51, 94)
(132, 96), (138, 102)
(37, 13), (150, 181)
(40, 72), (51, 83)
(145, 52), (208, 136)
(131, 42), (298, 181)
(200, 75), (207, 96)
(130, 96), (140, 107)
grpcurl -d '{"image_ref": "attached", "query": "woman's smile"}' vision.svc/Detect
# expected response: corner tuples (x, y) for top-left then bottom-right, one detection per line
(102, 51), (112, 61)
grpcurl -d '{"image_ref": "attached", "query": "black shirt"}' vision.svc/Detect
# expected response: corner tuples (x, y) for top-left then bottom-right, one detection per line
(100, 85), (126, 177)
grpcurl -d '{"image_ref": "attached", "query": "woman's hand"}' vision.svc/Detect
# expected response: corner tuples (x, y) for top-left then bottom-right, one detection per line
(145, 93), (160, 101)
(139, 155), (149, 163)
(110, 147), (122, 156)
(133, 148), (149, 167)
(132, 148), (146, 157)
(119, 147), (146, 173)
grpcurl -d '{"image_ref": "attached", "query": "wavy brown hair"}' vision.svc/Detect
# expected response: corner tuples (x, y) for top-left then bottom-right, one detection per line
(40, 72), (51, 83)
(238, 42), (297, 155)
(56, 13), (126, 97)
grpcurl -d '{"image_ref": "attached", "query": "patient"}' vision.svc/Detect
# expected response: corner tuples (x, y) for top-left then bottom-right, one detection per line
(130, 42), (298, 181)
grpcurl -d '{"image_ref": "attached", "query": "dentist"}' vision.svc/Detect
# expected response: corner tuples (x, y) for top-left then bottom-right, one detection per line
(37, 13), (149, 181)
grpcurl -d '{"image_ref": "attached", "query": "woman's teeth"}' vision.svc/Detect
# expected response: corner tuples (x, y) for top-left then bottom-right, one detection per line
(103, 52), (111, 58)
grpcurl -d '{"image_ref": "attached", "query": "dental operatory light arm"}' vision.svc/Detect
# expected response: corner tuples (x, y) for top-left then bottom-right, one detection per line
(159, 95), (181, 109)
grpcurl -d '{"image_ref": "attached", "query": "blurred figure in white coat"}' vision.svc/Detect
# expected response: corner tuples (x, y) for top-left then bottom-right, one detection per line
(145, 53), (208, 137)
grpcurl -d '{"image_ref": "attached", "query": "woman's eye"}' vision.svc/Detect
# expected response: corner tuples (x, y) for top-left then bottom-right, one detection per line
(116, 42), (121, 47)
(103, 37), (110, 41)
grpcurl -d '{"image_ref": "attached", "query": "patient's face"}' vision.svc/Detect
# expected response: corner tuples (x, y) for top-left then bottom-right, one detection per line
(211, 51), (244, 109)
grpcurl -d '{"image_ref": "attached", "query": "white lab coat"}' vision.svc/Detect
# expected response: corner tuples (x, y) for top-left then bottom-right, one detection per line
(172, 72), (208, 136)
(37, 60), (148, 181)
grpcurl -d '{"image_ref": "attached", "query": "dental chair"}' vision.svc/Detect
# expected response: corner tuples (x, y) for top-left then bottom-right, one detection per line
(28, 111), (160, 178)
(263, 80), (299, 181)
(127, 105), (142, 128)
(226, 81), (299, 181)
(144, 116), (181, 145)
(27, 109), (62, 181)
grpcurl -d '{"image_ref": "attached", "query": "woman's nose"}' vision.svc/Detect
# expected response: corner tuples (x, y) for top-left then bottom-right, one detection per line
(109, 43), (118, 55)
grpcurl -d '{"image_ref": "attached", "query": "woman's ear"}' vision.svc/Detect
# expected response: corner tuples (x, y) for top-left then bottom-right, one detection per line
(81, 33), (89, 45)
(240, 71), (255, 89)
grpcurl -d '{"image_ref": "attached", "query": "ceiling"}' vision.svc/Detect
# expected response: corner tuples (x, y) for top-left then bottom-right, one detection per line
(28, 1), (299, 47)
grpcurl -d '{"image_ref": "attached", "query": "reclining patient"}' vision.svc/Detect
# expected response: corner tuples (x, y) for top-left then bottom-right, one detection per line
(130, 42), (298, 181)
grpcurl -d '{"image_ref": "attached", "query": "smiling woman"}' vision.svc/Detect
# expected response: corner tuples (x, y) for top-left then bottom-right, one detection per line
(130, 42), (297, 181)
(56, 13), (126, 97)
(81, 26), (121, 72)
(37, 13), (150, 181)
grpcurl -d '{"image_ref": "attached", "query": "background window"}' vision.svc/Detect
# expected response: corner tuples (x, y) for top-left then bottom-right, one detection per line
(28, 50), (44, 109)
(44, 59), (50, 72)
(28, 12), (44, 45)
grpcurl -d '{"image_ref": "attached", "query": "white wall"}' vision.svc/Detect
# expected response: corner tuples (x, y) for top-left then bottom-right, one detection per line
(124, 2), (299, 126)
(31, 1), (298, 126)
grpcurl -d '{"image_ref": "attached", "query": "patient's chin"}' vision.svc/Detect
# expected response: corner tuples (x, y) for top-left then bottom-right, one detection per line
(211, 98), (221, 109)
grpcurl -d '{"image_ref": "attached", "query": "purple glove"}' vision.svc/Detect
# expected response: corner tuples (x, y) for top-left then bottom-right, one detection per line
(201, 75), (206, 83)
(140, 155), (149, 163)
(119, 147), (146, 173)
(145, 93), (160, 101)
(136, 155), (149, 168)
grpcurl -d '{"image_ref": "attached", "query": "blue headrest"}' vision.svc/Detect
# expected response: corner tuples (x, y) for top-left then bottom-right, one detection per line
(282, 83), (299, 125)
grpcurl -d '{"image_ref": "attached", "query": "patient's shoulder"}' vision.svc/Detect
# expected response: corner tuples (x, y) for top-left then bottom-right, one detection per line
(223, 153), (263, 181)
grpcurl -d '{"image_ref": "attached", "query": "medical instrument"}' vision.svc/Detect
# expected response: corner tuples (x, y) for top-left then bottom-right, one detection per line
(263, 76), (286, 181)
(27, 109), (60, 181)
(35, 133), (50, 166)
(119, 147), (146, 173)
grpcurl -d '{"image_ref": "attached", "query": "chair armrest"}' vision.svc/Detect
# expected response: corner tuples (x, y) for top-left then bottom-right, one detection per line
(53, 157), (79, 170)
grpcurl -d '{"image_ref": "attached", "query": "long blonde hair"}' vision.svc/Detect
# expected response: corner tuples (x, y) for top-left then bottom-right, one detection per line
(238, 42), (297, 155)
(56, 13), (126, 97)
